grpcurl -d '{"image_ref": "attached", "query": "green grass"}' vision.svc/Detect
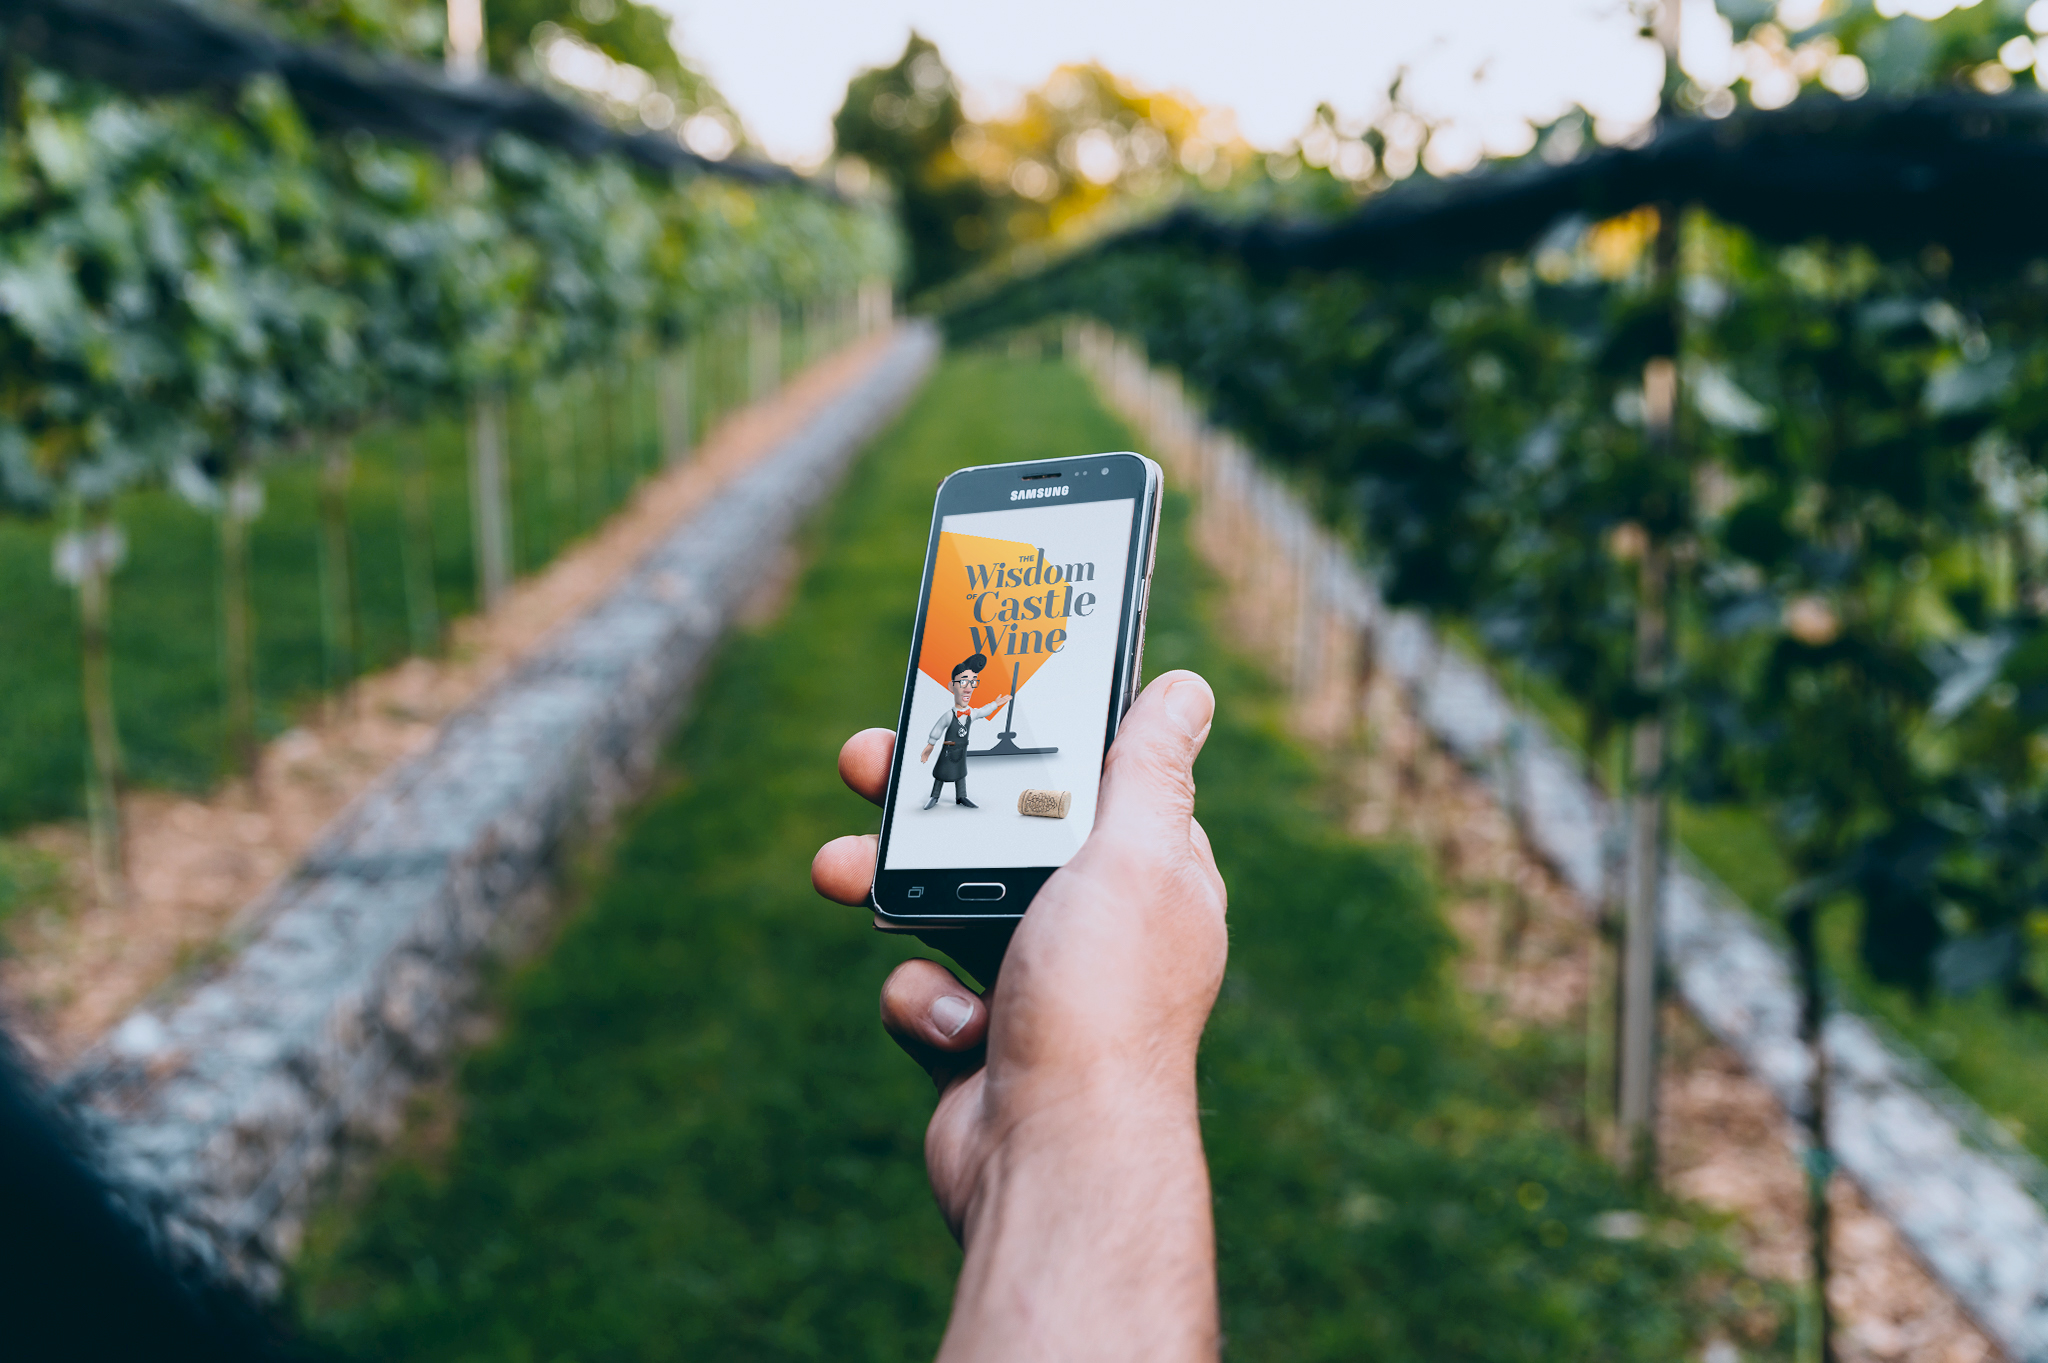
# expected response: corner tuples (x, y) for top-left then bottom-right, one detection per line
(1671, 803), (1794, 925)
(0, 839), (66, 932)
(294, 354), (1786, 1361)
(0, 359), (679, 834)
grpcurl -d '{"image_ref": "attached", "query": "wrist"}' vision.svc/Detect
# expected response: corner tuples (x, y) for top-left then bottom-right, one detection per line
(994, 1065), (1197, 1159)
(987, 1051), (1197, 1147)
(946, 1084), (1216, 1361)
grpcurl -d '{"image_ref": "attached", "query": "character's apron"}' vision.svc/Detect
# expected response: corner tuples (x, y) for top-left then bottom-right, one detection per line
(933, 710), (971, 782)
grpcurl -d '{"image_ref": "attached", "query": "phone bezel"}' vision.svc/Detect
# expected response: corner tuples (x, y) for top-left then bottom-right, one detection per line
(870, 451), (1162, 923)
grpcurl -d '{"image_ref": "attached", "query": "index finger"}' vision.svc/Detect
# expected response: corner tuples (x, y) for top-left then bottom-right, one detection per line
(839, 728), (895, 805)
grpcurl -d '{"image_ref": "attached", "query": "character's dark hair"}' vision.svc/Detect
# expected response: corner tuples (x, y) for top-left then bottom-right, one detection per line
(0, 1029), (298, 1362)
(951, 653), (988, 680)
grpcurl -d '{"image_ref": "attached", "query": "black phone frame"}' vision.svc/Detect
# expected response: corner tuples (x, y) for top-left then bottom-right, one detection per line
(870, 451), (1160, 923)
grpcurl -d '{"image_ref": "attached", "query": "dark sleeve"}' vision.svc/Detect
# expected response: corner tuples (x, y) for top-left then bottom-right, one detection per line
(0, 1034), (296, 1363)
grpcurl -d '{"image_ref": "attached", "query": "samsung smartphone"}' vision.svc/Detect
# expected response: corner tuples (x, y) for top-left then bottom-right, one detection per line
(871, 452), (1163, 923)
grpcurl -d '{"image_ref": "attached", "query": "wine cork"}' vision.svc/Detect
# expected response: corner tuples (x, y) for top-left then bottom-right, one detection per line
(1017, 788), (1072, 819)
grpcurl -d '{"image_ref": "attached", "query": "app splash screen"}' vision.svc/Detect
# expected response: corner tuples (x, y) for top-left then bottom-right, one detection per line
(884, 498), (1135, 871)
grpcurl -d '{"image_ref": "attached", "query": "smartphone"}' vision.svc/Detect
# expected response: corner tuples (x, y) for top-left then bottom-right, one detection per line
(870, 452), (1163, 922)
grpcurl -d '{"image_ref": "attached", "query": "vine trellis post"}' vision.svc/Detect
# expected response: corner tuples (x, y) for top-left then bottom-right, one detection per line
(469, 391), (513, 612)
(400, 440), (441, 655)
(55, 504), (128, 903)
(445, 0), (514, 616)
(599, 366), (623, 511)
(1616, 308), (1675, 1181)
(1788, 886), (1838, 1363)
(217, 464), (265, 792)
(661, 344), (695, 467)
(317, 438), (359, 715)
(445, 0), (485, 81)
(1614, 0), (1682, 1189)
(750, 303), (783, 403)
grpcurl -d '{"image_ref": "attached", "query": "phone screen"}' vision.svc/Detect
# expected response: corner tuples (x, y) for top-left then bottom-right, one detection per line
(881, 496), (1138, 873)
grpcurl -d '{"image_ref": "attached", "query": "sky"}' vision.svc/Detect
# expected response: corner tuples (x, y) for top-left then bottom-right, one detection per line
(654, 0), (1672, 166)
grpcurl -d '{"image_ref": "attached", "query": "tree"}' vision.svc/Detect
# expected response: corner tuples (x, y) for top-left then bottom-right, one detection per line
(833, 34), (1002, 295)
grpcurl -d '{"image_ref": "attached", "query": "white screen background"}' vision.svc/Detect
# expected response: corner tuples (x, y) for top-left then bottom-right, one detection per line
(882, 498), (1135, 872)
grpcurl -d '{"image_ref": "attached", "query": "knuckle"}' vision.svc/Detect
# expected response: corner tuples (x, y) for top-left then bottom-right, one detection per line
(882, 957), (937, 994)
(1105, 730), (1197, 801)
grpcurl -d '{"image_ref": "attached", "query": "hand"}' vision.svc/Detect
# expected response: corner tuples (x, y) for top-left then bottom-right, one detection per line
(813, 671), (1227, 1361)
(920, 743), (933, 763)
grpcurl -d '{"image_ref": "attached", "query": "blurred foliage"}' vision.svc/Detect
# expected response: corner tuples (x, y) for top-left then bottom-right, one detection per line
(832, 34), (990, 295)
(1696, 0), (2047, 111)
(487, 0), (694, 99)
(1676, 797), (2048, 1161)
(0, 1), (892, 856)
(244, 0), (448, 57)
(832, 37), (1258, 296)
(296, 354), (1788, 1361)
(0, 19), (896, 516)
(245, 0), (715, 109)
(949, 33), (2048, 1026)
(950, 64), (1255, 252)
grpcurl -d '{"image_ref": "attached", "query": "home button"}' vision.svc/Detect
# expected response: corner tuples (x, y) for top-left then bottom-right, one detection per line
(955, 882), (1007, 902)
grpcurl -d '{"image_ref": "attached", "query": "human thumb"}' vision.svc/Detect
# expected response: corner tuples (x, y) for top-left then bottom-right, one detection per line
(1093, 670), (1214, 837)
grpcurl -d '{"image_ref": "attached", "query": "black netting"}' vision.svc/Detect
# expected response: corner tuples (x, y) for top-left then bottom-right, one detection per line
(0, 0), (800, 184)
(1120, 96), (2048, 275)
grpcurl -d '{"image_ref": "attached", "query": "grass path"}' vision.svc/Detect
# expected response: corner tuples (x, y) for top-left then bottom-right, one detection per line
(297, 355), (1782, 1361)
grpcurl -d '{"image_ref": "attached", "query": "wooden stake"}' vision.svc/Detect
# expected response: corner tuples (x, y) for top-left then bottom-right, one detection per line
(1614, 196), (1682, 1181)
(1584, 825), (1622, 1148)
(61, 506), (127, 903)
(218, 465), (262, 792)
(662, 344), (695, 466)
(317, 438), (358, 712)
(469, 390), (512, 612)
(399, 438), (441, 655)
(750, 303), (781, 403)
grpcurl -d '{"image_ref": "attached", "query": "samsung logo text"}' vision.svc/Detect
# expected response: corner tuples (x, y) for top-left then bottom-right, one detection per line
(1010, 485), (1071, 501)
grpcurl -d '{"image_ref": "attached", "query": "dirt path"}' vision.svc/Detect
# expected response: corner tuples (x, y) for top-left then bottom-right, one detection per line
(0, 331), (903, 1071)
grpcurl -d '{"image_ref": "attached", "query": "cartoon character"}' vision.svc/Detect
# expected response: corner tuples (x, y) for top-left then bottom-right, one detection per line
(919, 653), (1009, 809)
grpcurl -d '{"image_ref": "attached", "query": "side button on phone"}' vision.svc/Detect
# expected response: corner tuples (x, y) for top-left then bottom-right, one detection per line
(955, 883), (1007, 902)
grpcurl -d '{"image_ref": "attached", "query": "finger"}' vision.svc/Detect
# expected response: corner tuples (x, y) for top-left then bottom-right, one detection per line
(812, 833), (877, 905)
(880, 958), (989, 1092)
(839, 728), (896, 806)
(1095, 670), (1215, 840)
